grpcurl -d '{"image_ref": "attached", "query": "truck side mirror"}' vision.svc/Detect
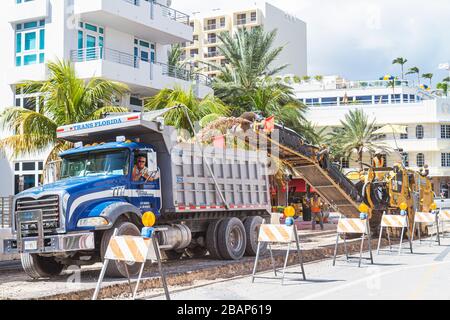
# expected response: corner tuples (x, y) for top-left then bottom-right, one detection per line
(147, 152), (158, 173)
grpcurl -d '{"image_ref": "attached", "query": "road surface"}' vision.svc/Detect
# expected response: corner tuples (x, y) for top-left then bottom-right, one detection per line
(150, 237), (450, 300)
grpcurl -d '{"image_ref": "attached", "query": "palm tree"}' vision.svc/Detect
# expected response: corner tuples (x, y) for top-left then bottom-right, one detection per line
(314, 75), (324, 82)
(392, 57), (408, 79)
(327, 109), (388, 170)
(144, 86), (229, 134)
(406, 67), (420, 85)
(0, 60), (129, 162)
(437, 82), (449, 96)
(422, 73), (434, 87)
(443, 76), (450, 83)
(211, 27), (291, 115)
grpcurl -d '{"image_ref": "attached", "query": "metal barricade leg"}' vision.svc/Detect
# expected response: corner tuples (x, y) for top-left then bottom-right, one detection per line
(153, 237), (171, 301)
(294, 228), (306, 280)
(377, 226), (384, 255)
(92, 259), (110, 300)
(387, 228), (392, 251)
(132, 262), (147, 300)
(358, 234), (365, 268)
(281, 243), (291, 285)
(435, 216), (441, 246)
(411, 221), (416, 243)
(399, 227), (405, 255)
(407, 222), (413, 254)
(269, 243), (277, 277)
(344, 235), (349, 261)
(333, 233), (340, 267)
(252, 242), (262, 283)
(367, 224), (373, 265)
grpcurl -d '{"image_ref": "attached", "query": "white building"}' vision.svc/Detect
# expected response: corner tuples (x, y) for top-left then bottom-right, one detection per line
(292, 75), (450, 197)
(0, 0), (213, 197)
(182, 2), (307, 78)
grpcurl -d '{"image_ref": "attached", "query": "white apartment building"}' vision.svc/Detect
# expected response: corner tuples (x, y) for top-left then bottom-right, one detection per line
(0, 0), (213, 197)
(292, 75), (450, 197)
(182, 2), (307, 78)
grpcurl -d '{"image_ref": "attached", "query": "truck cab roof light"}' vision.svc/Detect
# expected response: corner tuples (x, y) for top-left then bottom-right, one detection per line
(116, 136), (126, 143)
(74, 142), (83, 148)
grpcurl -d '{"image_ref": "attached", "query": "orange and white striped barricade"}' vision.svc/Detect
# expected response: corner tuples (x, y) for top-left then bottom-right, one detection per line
(377, 214), (413, 255)
(439, 209), (450, 238)
(332, 218), (373, 268)
(412, 212), (440, 246)
(92, 228), (170, 300)
(252, 223), (306, 285)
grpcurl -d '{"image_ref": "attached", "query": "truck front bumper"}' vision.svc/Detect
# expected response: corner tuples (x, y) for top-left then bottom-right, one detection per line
(3, 232), (95, 255)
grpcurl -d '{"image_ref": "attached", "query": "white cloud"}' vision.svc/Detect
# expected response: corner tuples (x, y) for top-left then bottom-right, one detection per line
(171, 0), (450, 81)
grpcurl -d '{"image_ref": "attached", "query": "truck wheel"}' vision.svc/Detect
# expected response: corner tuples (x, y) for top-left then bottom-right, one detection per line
(217, 218), (247, 260)
(21, 253), (66, 279)
(206, 219), (224, 259)
(100, 221), (142, 278)
(244, 216), (267, 256)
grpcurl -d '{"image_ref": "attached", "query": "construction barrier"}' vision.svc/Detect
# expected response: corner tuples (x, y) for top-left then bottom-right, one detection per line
(252, 223), (306, 285)
(333, 218), (373, 268)
(439, 210), (450, 238)
(93, 229), (170, 300)
(412, 212), (440, 246)
(377, 214), (413, 255)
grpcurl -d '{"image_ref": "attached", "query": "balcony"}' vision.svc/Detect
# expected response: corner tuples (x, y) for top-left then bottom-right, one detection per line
(7, 0), (49, 23)
(74, 0), (192, 44)
(70, 47), (212, 97)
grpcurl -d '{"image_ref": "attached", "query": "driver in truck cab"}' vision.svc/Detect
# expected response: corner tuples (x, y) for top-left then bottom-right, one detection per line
(132, 155), (160, 182)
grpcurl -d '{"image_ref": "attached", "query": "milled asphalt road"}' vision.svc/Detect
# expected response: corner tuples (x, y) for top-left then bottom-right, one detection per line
(151, 237), (450, 300)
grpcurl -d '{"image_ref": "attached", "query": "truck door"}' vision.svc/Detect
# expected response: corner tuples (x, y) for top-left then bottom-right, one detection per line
(130, 150), (162, 215)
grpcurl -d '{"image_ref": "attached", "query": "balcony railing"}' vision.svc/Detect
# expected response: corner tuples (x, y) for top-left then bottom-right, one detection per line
(153, 1), (190, 24)
(121, 0), (190, 24)
(204, 52), (221, 58)
(70, 47), (139, 68)
(70, 47), (212, 87)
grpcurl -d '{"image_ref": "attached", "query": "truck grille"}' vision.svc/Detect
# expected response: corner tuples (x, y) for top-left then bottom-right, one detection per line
(16, 195), (61, 235)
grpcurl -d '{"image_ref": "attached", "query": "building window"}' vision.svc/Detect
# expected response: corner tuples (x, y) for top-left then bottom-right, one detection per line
(237, 14), (246, 25)
(220, 17), (226, 28)
(391, 94), (401, 103)
(321, 97), (338, 106)
(441, 125), (450, 139)
(78, 21), (104, 61)
(416, 153), (425, 167)
(15, 19), (45, 67)
(134, 38), (156, 63)
(416, 125), (424, 139)
(374, 95), (389, 104)
(400, 127), (408, 140)
(251, 12), (257, 22)
(442, 153), (450, 167)
(14, 161), (44, 195)
(403, 153), (409, 167)
(14, 86), (44, 112)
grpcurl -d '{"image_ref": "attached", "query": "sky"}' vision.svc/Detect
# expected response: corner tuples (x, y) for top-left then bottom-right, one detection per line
(171, 0), (450, 82)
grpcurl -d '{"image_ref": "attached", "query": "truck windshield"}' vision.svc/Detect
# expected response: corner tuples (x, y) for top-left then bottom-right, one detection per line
(61, 150), (129, 179)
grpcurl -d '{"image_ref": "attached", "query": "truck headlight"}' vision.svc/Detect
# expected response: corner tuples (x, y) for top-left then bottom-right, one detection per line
(77, 217), (109, 228)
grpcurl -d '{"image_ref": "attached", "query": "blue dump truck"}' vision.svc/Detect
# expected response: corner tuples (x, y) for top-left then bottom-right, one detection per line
(3, 109), (271, 279)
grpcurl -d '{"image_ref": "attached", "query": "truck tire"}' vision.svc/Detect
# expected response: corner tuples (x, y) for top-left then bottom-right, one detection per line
(217, 218), (247, 260)
(244, 216), (267, 256)
(100, 221), (142, 278)
(206, 219), (224, 259)
(21, 253), (66, 279)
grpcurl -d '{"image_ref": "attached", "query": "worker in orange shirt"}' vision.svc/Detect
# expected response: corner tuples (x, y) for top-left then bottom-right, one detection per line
(310, 194), (324, 231)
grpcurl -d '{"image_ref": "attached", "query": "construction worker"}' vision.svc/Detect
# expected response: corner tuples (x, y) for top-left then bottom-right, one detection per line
(310, 194), (324, 231)
(372, 153), (385, 180)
